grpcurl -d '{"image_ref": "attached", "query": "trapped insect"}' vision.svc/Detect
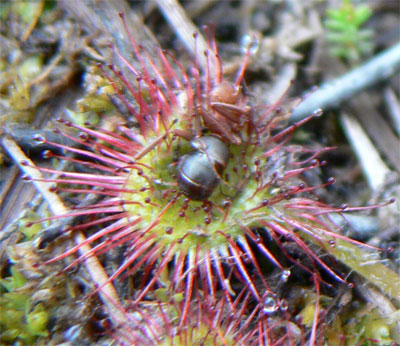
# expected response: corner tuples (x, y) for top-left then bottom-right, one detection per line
(173, 46), (254, 200)
(177, 135), (229, 200)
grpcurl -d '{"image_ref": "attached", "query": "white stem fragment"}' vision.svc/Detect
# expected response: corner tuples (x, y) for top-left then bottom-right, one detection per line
(155, 0), (211, 72)
(339, 113), (391, 190)
(291, 42), (400, 122)
(2, 135), (130, 329)
(384, 87), (400, 137)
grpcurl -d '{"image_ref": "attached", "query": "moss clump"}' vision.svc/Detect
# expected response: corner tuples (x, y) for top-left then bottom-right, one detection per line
(0, 266), (49, 344)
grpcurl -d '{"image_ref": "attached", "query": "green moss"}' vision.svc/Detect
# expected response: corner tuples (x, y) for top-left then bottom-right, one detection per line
(18, 212), (44, 240)
(164, 324), (235, 346)
(0, 267), (49, 344)
(12, 1), (44, 24)
(325, 0), (374, 63)
(341, 307), (397, 346)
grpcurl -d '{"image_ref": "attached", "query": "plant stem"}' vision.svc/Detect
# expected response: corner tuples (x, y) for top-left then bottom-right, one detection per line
(291, 42), (400, 122)
(2, 135), (130, 330)
(330, 239), (400, 303)
(304, 232), (400, 303)
(340, 112), (391, 190)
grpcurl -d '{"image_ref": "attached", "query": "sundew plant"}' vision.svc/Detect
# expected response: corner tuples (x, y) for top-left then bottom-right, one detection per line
(21, 12), (395, 345)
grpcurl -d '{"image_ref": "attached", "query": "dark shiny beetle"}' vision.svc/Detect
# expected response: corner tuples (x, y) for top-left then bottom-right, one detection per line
(177, 136), (229, 201)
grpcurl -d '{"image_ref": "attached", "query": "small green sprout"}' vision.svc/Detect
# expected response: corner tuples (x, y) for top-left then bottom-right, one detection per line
(325, 0), (374, 63)
(0, 266), (49, 344)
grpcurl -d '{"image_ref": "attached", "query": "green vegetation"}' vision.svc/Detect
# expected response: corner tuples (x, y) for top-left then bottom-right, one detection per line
(325, 0), (374, 63)
(0, 267), (49, 344)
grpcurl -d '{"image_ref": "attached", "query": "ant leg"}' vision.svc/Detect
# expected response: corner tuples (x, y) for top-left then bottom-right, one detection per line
(170, 129), (193, 141)
(210, 102), (251, 124)
(199, 107), (242, 145)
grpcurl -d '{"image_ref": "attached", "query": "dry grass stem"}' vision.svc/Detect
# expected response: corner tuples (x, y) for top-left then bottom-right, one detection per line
(340, 112), (391, 190)
(155, 0), (211, 72)
(1, 135), (130, 330)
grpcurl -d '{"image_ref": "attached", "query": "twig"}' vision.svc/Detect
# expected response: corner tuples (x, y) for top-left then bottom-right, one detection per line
(326, 238), (400, 303)
(340, 112), (391, 190)
(1, 135), (130, 328)
(291, 42), (400, 122)
(21, 1), (44, 42)
(345, 92), (400, 173)
(384, 87), (400, 137)
(184, 0), (217, 18)
(155, 0), (210, 72)
(301, 226), (400, 303)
